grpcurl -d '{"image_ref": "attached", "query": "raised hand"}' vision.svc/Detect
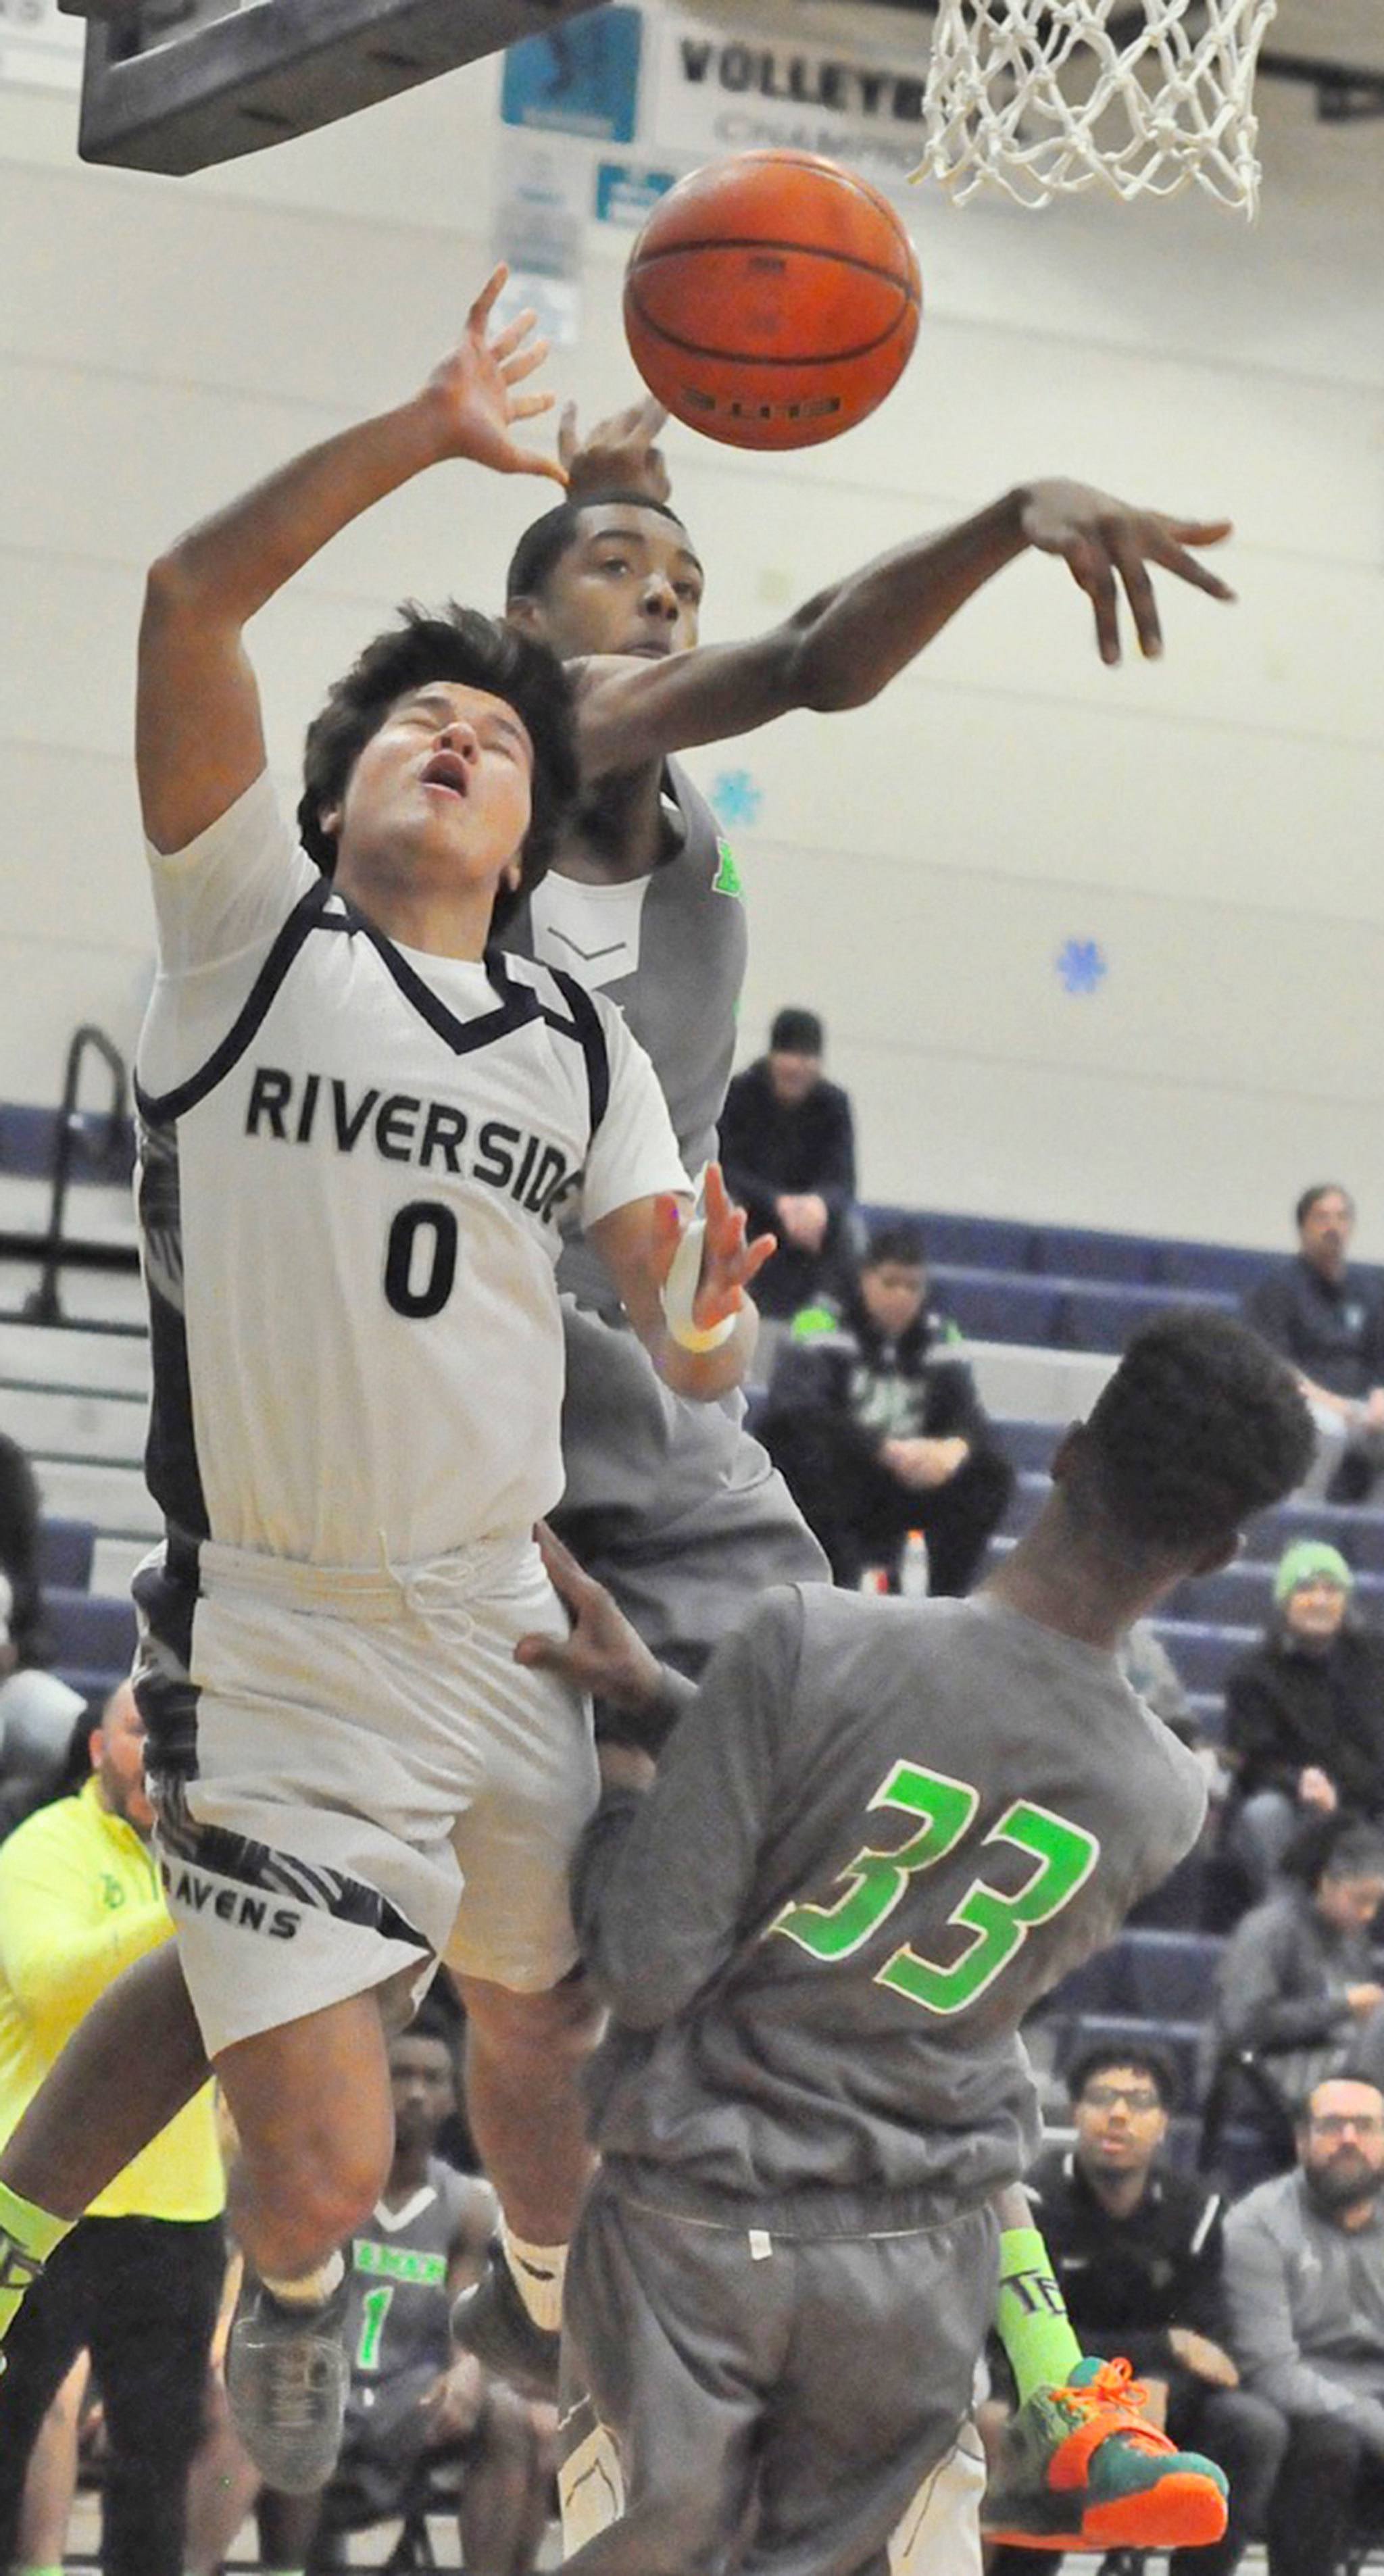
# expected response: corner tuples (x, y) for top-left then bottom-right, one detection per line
(653, 1163), (775, 1336)
(1019, 479), (1235, 665)
(422, 267), (566, 485)
(558, 393), (672, 504)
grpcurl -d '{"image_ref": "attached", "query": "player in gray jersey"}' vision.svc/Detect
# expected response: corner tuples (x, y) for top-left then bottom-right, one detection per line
(257, 2018), (551, 2576)
(515, 1312), (1314, 2575)
(490, 400), (1242, 1675)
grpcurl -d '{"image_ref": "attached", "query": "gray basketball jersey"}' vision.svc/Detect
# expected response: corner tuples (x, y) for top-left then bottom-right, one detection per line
(346, 2158), (472, 2412)
(503, 762), (747, 1316)
(573, 1587), (1208, 2230)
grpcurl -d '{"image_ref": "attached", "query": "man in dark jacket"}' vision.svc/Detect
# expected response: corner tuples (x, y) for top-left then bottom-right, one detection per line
(760, 1220), (1014, 1594)
(991, 2042), (1289, 2576)
(1225, 1540), (1384, 1897)
(718, 1007), (857, 1319)
(1242, 1184), (1384, 1500)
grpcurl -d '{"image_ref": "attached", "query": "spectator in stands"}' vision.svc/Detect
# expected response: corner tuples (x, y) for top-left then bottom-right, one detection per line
(1222, 1541), (1384, 1899)
(759, 1219), (1014, 1594)
(1204, 1814), (1384, 2180)
(718, 1007), (858, 1320)
(0, 1431), (85, 1839)
(0, 1681), (225, 2576)
(257, 2012), (553, 2575)
(1243, 1185), (1384, 1501)
(989, 2040), (1287, 2576)
(1224, 2071), (1384, 2576)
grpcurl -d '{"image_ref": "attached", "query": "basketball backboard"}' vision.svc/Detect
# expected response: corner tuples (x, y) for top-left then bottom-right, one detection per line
(78, 0), (612, 174)
(75, 0), (1382, 179)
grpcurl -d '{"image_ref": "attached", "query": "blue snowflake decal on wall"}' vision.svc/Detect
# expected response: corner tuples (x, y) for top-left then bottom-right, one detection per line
(710, 768), (763, 829)
(1056, 937), (1108, 996)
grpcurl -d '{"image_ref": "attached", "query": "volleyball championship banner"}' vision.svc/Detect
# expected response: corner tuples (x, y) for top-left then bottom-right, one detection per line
(646, 5), (929, 197)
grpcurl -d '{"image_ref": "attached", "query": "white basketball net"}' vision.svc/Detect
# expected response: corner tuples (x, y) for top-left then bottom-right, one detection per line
(916, 0), (1279, 214)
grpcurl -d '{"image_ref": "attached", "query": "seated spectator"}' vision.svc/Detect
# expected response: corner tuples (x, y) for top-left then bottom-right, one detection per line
(1223, 1541), (1384, 1900)
(1204, 1814), (1384, 2179)
(989, 2040), (1287, 2576)
(257, 2011), (553, 2576)
(0, 1433), (84, 1839)
(1243, 1185), (1384, 1500)
(0, 1681), (225, 2576)
(718, 1007), (857, 1320)
(1224, 2072), (1384, 2576)
(760, 1220), (1014, 1594)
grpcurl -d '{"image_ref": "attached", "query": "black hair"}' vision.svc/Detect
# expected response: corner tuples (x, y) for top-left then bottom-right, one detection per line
(1282, 1808), (1384, 1892)
(0, 1432), (47, 1669)
(770, 1007), (824, 1056)
(505, 491), (691, 606)
(865, 1221), (928, 1270)
(297, 602), (578, 933)
(1064, 1311), (1314, 1566)
(1064, 2037), (1179, 2113)
(1295, 1182), (1354, 1229)
(394, 1995), (459, 2058)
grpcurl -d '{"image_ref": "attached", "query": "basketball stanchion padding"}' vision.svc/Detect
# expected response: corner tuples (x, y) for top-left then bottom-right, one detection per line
(623, 150), (921, 453)
(916, 0), (1279, 216)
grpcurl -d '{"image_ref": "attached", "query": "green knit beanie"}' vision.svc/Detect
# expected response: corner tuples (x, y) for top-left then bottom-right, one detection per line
(1274, 1539), (1354, 1604)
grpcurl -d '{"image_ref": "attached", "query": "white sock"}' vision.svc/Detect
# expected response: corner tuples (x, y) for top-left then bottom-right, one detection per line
(259, 2249), (345, 2309)
(501, 2225), (566, 2332)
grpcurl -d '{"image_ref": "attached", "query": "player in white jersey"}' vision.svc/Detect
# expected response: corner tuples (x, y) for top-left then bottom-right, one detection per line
(0, 274), (772, 2498)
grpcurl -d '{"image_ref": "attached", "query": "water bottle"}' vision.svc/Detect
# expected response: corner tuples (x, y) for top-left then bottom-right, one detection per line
(899, 1529), (930, 1598)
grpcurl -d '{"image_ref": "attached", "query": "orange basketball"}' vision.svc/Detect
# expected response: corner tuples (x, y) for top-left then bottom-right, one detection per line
(622, 149), (921, 453)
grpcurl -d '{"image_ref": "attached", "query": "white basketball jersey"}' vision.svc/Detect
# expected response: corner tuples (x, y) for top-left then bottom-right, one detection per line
(134, 773), (688, 1568)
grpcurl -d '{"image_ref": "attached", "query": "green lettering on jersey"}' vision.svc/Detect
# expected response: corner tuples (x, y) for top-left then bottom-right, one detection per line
(770, 1763), (1099, 2017)
(353, 2239), (447, 2286)
(712, 839), (743, 899)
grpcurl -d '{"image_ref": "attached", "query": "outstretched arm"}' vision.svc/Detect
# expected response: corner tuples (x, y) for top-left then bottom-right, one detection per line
(137, 268), (564, 856)
(574, 480), (1235, 778)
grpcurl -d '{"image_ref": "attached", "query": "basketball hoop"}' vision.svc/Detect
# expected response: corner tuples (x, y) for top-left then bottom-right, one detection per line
(916, 0), (1279, 216)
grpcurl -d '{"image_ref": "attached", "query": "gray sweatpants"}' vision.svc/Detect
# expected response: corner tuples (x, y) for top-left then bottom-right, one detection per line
(555, 1302), (829, 1679)
(560, 2172), (999, 2576)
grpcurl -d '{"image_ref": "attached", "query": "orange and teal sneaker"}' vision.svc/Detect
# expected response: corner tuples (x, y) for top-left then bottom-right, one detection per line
(982, 2356), (1230, 2553)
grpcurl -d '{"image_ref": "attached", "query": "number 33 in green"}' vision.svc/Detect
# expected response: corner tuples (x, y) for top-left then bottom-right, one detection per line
(770, 1760), (1099, 2017)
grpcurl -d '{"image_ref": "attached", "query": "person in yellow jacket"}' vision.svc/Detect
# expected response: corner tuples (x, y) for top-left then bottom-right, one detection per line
(0, 1679), (224, 2576)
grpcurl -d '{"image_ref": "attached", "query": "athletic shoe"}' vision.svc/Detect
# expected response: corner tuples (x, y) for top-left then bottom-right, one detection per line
(451, 2241), (560, 2399)
(982, 2356), (1229, 2553)
(225, 2275), (351, 2495)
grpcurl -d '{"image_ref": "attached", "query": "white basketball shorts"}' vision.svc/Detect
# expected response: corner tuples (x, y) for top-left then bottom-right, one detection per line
(132, 1528), (598, 2059)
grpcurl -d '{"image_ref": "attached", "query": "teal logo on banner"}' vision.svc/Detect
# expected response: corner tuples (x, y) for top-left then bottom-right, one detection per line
(501, 7), (643, 141)
(595, 160), (676, 226)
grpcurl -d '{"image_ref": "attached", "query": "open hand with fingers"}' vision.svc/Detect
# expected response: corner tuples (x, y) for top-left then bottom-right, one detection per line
(558, 393), (672, 504)
(653, 1162), (776, 1342)
(1018, 479), (1235, 664)
(420, 266), (567, 486)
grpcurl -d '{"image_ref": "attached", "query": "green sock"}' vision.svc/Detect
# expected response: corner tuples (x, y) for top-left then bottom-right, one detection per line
(995, 2225), (1083, 2404)
(18, 2562), (65, 2574)
(0, 2179), (73, 2344)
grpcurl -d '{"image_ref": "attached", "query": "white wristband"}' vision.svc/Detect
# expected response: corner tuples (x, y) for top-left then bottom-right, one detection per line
(660, 1213), (737, 1353)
